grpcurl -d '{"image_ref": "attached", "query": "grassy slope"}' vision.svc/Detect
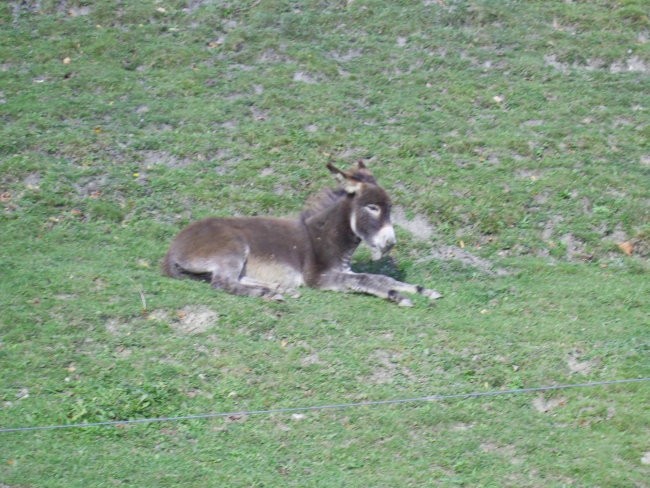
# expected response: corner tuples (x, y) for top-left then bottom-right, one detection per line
(1, 0), (649, 486)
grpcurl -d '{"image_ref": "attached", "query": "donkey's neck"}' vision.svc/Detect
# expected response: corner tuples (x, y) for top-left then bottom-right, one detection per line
(303, 194), (360, 269)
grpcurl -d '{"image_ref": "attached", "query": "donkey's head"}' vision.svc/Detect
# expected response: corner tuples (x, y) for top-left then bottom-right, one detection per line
(327, 161), (396, 260)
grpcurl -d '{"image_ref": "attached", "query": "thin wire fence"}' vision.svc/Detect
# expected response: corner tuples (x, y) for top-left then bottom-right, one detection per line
(1, 377), (647, 434)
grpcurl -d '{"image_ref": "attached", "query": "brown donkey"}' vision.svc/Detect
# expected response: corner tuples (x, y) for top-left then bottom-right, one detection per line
(162, 162), (441, 306)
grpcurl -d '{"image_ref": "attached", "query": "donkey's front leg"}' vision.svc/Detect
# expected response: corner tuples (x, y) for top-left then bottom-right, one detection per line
(321, 271), (441, 307)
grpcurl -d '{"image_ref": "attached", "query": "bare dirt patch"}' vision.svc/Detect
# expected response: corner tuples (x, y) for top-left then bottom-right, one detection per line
(545, 53), (648, 74)
(10, 1), (91, 21)
(300, 352), (322, 367)
(566, 349), (599, 375)
(328, 49), (363, 62)
(480, 442), (522, 465)
(427, 245), (509, 276)
(515, 168), (545, 181)
(105, 318), (129, 336)
(392, 205), (435, 241)
(250, 106), (269, 121)
(541, 215), (563, 241)
(610, 56), (648, 74)
(23, 172), (41, 189)
(394, 205), (508, 275)
(532, 395), (566, 413)
(74, 174), (109, 198)
(642, 451), (650, 465)
(560, 233), (587, 261)
(365, 350), (416, 385)
(258, 48), (292, 64)
(293, 71), (320, 84)
(183, 0), (217, 13)
(170, 305), (218, 335)
(451, 422), (474, 432)
(141, 150), (192, 169)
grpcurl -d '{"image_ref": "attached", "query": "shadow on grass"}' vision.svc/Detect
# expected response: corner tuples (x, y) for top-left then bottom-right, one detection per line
(351, 256), (407, 281)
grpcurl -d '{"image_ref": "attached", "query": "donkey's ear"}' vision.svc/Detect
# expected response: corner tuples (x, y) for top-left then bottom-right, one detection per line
(357, 160), (367, 169)
(326, 163), (362, 194)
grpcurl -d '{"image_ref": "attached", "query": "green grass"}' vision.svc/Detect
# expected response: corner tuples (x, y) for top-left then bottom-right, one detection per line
(1, 0), (649, 486)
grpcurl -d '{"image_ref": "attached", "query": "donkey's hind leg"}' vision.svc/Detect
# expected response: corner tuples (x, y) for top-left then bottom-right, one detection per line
(209, 255), (283, 300)
(211, 275), (278, 298)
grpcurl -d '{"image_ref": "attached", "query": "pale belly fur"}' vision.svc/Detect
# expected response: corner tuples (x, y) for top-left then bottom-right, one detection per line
(242, 257), (305, 290)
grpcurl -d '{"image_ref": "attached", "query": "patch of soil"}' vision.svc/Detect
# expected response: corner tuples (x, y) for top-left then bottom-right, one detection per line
(533, 191), (550, 205)
(393, 206), (508, 275)
(171, 305), (218, 335)
(293, 71), (319, 84)
(10, 1), (91, 19)
(258, 48), (291, 64)
(532, 395), (566, 413)
(328, 49), (363, 62)
(566, 349), (598, 375)
(365, 350), (416, 385)
(545, 53), (648, 74)
(333, 147), (371, 161)
(541, 215), (563, 241)
(392, 205), (435, 241)
(300, 352), (322, 367)
(105, 318), (128, 336)
(23, 172), (41, 189)
(606, 224), (628, 245)
(515, 168), (545, 181)
(74, 174), (109, 198)
(428, 245), (509, 276)
(480, 442), (521, 464)
(642, 452), (650, 466)
(183, 0), (216, 13)
(114, 346), (132, 358)
(610, 56), (648, 74)
(10, 1), (41, 21)
(560, 233), (588, 261)
(250, 106), (269, 121)
(521, 119), (545, 128)
(141, 150), (191, 169)
(220, 120), (238, 131)
(68, 5), (91, 17)
(210, 148), (243, 175)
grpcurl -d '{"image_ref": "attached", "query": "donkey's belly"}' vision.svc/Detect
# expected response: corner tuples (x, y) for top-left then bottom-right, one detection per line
(242, 256), (305, 289)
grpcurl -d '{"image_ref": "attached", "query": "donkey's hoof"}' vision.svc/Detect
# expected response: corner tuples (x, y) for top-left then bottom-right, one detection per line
(422, 289), (442, 300)
(398, 298), (414, 307)
(286, 288), (301, 299)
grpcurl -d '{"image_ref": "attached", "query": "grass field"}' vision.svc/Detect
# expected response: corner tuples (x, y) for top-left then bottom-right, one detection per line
(1, 0), (649, 486)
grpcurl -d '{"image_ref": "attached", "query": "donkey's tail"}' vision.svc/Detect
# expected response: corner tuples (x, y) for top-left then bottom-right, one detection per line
(161, 252), (182, 278)
(162, 253), (211, 282)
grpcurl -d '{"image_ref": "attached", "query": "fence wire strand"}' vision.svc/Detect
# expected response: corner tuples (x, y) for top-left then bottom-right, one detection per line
(1, 377), (648, 434)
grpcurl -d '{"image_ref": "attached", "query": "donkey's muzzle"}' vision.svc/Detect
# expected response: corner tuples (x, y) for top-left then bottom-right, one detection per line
(370, 224), (396, 260)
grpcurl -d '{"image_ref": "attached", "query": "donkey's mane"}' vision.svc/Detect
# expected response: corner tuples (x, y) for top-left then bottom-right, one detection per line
(300, 187), (348, 221)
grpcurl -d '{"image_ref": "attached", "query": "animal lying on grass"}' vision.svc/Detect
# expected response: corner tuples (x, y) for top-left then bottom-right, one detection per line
(163, 162), (441, 306)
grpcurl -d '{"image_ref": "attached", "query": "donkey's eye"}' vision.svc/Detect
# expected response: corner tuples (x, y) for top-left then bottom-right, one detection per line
(365, 204), (381, 217)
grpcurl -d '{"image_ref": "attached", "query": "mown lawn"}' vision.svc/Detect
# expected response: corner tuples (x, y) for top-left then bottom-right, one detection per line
(1, 1), (649, 486)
